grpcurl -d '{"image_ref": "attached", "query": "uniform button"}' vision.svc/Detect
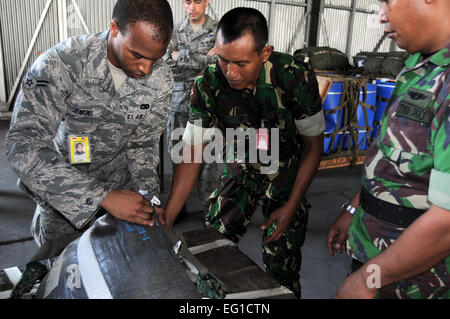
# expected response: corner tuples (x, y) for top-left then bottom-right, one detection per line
(86, 198), (93, 205)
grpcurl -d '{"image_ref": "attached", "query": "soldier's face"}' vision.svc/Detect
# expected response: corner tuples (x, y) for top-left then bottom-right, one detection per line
(183, 0), (209, 24)
(108, 21), (169, 79)
(216, 31), (273, 91)
(378, 0), (430, 53)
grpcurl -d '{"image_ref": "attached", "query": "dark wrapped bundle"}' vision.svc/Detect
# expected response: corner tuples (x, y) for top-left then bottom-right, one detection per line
(36, 214), (201, 299)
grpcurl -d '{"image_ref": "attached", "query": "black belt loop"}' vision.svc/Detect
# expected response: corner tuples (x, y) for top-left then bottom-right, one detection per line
(359, 188), (425, 227)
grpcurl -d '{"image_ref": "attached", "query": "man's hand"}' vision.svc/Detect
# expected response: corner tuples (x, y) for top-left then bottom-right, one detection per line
(155, 206), (168, 227)
(261, 205), (296, 244)
(101, 189), (155, 226)
(327, 210), (354, 256)
(335, 267), (378, 299)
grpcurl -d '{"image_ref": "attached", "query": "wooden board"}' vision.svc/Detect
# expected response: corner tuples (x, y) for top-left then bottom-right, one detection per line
(319, 155), (366, 170)
(181, 228), (296, 299)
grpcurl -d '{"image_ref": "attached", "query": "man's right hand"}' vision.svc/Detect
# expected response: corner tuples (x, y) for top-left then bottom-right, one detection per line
(101, 189), (155, 226)
(327, 210), (354, 256)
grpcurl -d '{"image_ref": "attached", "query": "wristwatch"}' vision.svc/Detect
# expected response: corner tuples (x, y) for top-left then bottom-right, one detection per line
(341, 202), (357, 215)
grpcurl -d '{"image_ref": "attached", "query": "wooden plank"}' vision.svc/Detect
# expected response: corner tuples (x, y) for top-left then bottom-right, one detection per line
(181, 228), (296, 299)
(319, 155), (365, 170)
(316, 75), (333, 104)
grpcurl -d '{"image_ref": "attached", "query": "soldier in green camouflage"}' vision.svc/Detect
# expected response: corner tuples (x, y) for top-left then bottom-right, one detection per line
(4, 0), (173, 247)
(327, 0), (450, 299)
(160, 7), (325, 298)
(164, 0), (218, 217)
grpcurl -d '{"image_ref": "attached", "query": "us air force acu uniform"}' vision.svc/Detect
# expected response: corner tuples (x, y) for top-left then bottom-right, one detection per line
(164, 15), (218, 214)
(347, 43), (450, 298)
(5, 31), (173, 246)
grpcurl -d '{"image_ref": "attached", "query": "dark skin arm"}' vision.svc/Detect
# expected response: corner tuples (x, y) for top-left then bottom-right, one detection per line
(335, 204), (450, 299)
(327, 191), (360, 256)
(262, 134), (323, 243)
(159, 143), (205, 229)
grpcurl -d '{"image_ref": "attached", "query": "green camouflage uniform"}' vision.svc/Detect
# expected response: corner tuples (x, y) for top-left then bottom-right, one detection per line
(5, 31), (173, 247)
(185, 52), (325, 296)
(164, 16), (218, 213)
(347, 43), (450, 299)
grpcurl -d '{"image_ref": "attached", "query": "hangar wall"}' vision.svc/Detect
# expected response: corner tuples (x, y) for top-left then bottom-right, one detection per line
(0, 0), (396, 116)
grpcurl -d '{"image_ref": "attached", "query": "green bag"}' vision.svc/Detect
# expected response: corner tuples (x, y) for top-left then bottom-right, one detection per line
(294, 46), (350, 71)
(365, 54), (385, 74)
(382, 52), (410, 77)
(352, 51), (410, 77)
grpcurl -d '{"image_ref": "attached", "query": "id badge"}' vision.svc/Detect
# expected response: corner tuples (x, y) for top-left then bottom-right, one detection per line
(256, 129), (269, 151)
(68, 135), (91, 165)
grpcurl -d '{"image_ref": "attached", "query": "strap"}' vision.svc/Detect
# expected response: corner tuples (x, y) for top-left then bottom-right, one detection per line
(360, 188), (425, 227)
(373, 33), (388, 53)
(77, 227), (113, 299)
(160, 226), (210, 278)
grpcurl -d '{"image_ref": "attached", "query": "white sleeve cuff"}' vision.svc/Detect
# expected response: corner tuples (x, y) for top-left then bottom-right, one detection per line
(182, 121), (220, 145)
(295, 109), (326, 137)
(428, 169), (450, 210)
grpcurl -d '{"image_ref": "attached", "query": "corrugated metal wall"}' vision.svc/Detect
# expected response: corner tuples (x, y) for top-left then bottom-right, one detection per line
(0, 0), (60, 109)
(319, 0), (396, 58)
(0, 0), (397, 114)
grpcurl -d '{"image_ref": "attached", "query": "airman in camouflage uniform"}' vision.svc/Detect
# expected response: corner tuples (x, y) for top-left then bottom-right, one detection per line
(328, 0), (450, 299)
(164, 1), (218, 215)
(4, 0), (174, 247)
(162, 8), (325, 298)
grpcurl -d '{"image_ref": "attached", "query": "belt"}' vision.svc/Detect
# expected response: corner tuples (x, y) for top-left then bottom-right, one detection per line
(359, 188), (425, 227)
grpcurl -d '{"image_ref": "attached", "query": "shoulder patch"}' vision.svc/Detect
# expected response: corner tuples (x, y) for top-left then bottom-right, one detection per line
(23, 74), (49, 90)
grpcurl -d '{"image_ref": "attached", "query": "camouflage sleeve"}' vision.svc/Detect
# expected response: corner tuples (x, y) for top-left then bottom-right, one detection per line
(188, 71), (216, 128)
(428, 90), (450, 210)
(289, 58), (323, 117)
(125, 66), (173, 200)
(163, 30), (178, 68)
(289, 58), (325, 136)
(182, 47), (217, 67)
(177, 31), (217, 70)
(5, 51), (112, 229)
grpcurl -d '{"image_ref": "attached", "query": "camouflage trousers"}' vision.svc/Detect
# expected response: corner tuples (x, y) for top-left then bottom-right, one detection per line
(31, 204), (100, 247)
(205, 163), (310, 298)
(167, 109), (219, 214)
(347, 207), (450, 299)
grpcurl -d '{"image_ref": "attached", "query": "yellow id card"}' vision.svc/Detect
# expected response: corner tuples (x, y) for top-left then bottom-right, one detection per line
(69, 135), (91, 165)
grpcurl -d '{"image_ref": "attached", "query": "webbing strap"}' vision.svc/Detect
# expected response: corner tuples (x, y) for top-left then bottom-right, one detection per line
(161, 227), (210, 278)
(77, 227), (113, 299)
(323, 75), (376, 165)
(373, 33), (388, 53)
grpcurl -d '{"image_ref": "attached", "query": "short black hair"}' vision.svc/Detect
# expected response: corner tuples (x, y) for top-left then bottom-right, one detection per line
(112, 0), (173, 43)
(217, 7), (268, 53)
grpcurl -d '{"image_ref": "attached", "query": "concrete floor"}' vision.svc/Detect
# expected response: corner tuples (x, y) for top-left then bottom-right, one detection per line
(0, 119), (362, 299)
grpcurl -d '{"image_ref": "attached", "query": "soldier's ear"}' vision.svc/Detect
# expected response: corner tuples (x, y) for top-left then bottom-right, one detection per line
(110, 20), (120, 38)
(261, 45), (274, 62)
